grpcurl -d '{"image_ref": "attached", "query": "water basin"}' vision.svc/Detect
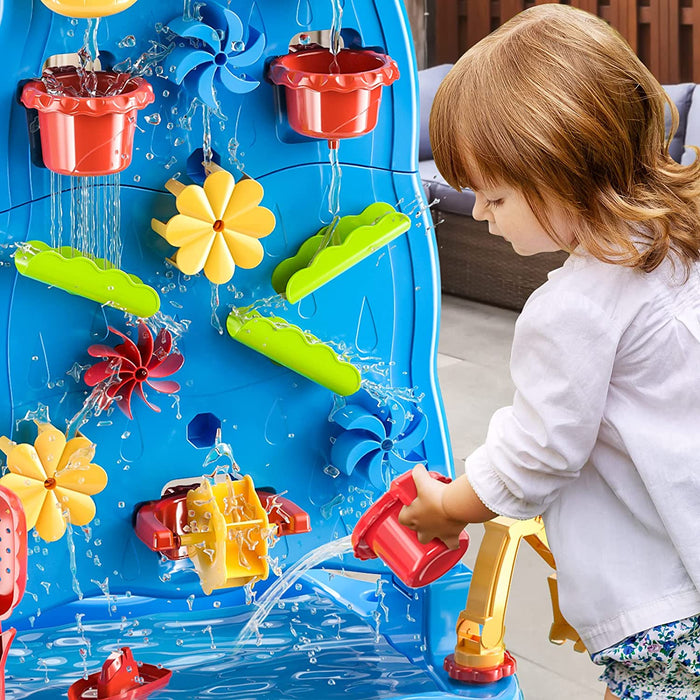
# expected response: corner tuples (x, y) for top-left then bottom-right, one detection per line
(5, 568), (521, 700)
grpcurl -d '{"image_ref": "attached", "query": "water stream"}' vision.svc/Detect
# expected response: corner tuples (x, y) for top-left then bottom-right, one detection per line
(236, 535), (353, 647)
(51, 172), (122, 267)
(329, 0), (344, 62)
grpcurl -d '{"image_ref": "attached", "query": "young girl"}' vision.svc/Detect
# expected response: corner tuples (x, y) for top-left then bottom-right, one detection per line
(398, 5), (700, 700)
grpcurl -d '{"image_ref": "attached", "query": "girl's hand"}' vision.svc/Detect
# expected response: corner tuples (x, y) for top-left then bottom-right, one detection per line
(397, 464), (469, 550)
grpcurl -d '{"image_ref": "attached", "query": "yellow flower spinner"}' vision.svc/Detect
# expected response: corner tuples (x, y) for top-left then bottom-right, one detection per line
(0, 423), (108, 542)
(152, 168), (276, 285)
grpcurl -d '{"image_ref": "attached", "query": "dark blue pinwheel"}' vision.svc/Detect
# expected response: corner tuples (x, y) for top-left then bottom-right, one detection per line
(330, 400), (429, 490)
(163, 3), (265, 109)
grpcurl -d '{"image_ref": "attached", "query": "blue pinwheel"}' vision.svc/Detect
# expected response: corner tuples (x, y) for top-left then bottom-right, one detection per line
(163, 3), (265, 109)
(330, 399), (429, 490)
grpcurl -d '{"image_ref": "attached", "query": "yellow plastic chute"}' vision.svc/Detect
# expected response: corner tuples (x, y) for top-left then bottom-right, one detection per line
(182, 475), (271, 595)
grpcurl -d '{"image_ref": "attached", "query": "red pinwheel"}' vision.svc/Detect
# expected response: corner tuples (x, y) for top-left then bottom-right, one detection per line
(84, 322), (184, 419)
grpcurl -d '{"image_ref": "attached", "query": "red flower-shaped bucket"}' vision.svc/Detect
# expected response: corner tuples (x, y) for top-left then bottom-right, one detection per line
(21, 68), (154, 176)
(268, 48), (400, 148)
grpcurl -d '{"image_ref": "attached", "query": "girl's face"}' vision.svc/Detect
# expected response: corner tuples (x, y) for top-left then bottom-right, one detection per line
(470, 179), (575, 256)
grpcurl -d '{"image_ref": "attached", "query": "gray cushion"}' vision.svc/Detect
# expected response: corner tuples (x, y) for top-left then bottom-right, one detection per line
(663, 83), (695, 163)
(681, 84), (700, 166)
(418, 64), (453, 161)
(420, 159), (476, 216)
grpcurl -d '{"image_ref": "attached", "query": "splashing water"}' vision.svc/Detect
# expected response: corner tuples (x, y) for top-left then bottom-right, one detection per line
(65, 522), (84, 601)
(312, 147), (343, 259)
(202, 429), (240, 475)
(59, 174), (121, 266)
(320, 494), (344, 520)
(226, 103), (246, 173)
(361, 380), (425, 409)
(183, 0), (204, 21)
(330, 0), (344, 61)
(75, 612), (92, 679)
(90, 576), (115, 616)
(65, 381), (115, 440)
(203, 105), (214, 165)
(111, 39), (173, 85)
(327, 146), (342, 219)
(137, 310), (191, 342)
(179, 98), (199, 133)
(50, 171), (63, 250)
(236, 535), (353, 648)
(210, 283), (224, 335)
(15, 403), (51, 432)
(83, 18), (101, 65)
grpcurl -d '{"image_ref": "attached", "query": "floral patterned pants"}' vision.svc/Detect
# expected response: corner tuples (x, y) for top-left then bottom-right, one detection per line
(591, 615), (700, 699)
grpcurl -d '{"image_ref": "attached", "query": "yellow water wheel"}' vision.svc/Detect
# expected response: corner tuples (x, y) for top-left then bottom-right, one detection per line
(183, 475), (270, 595)
(40, 0), (138, 18)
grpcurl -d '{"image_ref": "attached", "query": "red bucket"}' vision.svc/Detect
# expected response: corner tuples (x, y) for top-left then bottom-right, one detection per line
(352, 470), (469, 588)
(268, 48), (399, 148)
(21, 68), (154, 176)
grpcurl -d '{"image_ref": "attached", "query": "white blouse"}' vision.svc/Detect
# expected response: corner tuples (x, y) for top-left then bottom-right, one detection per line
(465, 250), (700, 653)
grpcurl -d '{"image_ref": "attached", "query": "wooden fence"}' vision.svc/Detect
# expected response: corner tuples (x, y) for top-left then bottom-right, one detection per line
(427, 0), (700, 84)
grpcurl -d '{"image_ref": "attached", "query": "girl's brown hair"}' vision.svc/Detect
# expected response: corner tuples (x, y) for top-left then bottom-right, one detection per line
(430, 3), (700, 272)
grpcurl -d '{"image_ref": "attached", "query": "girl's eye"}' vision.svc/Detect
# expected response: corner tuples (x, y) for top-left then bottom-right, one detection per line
(487, 198), (503, 208)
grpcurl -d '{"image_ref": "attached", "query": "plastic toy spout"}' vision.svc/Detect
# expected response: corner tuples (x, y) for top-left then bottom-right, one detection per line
(256, 489), (311, 536)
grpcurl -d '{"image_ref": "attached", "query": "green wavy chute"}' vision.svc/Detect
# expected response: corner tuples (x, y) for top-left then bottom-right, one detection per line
(14, 241), (160, 318)
(226, 308), (361, 396)
(271, 202), (411, 304)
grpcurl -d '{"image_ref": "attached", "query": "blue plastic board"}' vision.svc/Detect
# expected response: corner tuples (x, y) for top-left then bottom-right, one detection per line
(0, 2), (522, 699)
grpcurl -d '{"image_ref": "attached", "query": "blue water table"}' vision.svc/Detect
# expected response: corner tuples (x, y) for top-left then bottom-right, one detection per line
(0, 0), (583, 697)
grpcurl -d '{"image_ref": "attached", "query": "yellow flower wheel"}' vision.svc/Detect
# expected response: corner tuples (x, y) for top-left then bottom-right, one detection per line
(0, 423), (108, 542)
(152, 167), (276, 285)
(40, 0), (138, 18)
